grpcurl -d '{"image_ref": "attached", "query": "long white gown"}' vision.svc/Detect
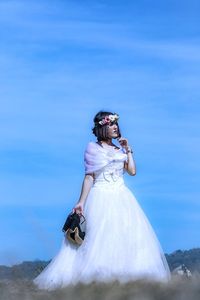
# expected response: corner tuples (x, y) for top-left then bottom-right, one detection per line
(33, 142), (171, 290)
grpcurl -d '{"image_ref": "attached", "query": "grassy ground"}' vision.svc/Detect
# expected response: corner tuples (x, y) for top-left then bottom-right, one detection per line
(1, 275), (200, 300)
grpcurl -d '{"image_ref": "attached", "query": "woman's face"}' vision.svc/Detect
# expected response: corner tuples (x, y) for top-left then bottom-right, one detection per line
(107, 122), (119, 139)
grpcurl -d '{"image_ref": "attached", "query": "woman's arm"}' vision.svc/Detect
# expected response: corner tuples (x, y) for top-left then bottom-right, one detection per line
(73, 173), (94, 214)
(124, 151), (136, 176)
(118, 137), (136, 176)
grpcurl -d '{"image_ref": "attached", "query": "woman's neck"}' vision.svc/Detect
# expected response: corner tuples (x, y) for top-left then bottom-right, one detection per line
(98, 139), (120, 151)
(101, 139), (112, 146)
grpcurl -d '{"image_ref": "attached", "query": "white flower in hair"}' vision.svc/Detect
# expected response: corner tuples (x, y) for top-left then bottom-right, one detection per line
(109, 115), (115, 122)
(110, 114), (119, 122)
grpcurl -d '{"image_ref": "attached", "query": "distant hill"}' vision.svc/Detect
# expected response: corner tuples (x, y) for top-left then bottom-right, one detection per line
(0, 248), (200, 280)
(165, 248), (200, 273)
(0, 260), (50, 280)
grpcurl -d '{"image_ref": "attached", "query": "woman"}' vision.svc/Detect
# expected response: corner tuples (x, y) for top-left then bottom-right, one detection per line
(34, 111), (171, 290)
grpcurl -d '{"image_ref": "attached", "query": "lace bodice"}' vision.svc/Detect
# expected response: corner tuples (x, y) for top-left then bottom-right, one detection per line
(93, 147), (127, 185)
(84, 141), (127, 185)
(94, 160), (125, 183)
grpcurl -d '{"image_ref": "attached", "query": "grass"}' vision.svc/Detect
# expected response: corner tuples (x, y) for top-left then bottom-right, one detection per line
(1, 275), (200, 300)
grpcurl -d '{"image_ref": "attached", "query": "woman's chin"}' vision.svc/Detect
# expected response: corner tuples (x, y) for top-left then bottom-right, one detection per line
(112, 134), (119, 139)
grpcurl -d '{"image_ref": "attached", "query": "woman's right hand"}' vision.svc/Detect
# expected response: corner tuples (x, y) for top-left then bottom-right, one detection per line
(73, 202), (84, 215)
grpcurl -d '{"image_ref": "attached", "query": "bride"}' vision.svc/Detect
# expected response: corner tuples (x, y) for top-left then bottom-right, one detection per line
(34, 111), (171, 290)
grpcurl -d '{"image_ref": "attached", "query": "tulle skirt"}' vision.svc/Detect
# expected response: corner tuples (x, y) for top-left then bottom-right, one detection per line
(34, 178), (171, 290)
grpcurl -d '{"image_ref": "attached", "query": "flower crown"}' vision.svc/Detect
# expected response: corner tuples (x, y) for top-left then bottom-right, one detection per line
(98, 114), (119, 126)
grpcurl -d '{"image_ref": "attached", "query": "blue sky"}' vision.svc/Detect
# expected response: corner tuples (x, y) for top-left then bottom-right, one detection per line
(0, 0), (200, 265)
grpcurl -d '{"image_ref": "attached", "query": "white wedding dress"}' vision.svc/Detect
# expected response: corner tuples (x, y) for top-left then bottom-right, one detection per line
(34, 142), (171, 290)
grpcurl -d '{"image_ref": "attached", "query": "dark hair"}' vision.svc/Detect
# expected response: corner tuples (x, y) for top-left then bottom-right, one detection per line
(92, 111), (121, 141)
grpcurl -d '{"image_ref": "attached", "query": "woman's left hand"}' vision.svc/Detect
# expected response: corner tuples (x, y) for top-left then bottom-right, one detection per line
(117, 137), (129, 150)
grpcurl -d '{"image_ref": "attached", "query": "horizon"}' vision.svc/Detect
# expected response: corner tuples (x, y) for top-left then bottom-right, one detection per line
(2, 247), (200, 267)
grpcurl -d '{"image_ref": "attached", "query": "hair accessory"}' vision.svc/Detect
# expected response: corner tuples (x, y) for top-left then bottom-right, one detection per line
(98, 114), (119, 126)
